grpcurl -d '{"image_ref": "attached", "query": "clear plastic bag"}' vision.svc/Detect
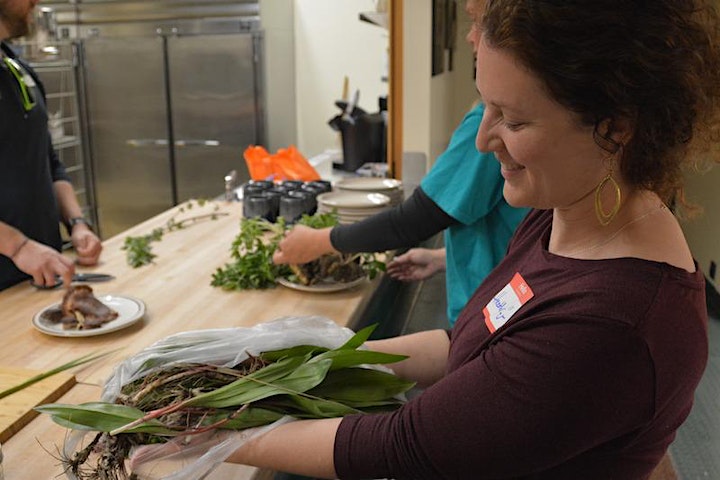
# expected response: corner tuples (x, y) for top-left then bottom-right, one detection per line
(64, 316), (363, 480)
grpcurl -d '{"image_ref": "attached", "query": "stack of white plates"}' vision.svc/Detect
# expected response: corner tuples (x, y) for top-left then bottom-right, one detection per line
(334, 177), (404, 207)
(317, 191), (391, 224)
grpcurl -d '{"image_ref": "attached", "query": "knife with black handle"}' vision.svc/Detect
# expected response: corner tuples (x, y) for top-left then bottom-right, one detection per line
(30, 273), (115, 289)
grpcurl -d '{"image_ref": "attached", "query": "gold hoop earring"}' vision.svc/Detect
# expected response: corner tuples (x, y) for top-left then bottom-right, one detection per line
(594, 173), (622, 226)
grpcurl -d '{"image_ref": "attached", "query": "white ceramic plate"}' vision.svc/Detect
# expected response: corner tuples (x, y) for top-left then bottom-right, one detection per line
(277, 276), (366, 293)
(317, 192), (390, 208)
(335, 177), (402, 191)
(317, 207), (390, 218)
(32, 294), (146, 337)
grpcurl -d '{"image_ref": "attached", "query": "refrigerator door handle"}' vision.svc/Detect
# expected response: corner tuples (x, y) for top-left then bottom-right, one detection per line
(174, 139), (220, 147)
(126, 139), (169, 147)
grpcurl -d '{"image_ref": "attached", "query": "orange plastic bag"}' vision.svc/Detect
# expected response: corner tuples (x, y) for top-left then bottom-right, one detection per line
(243, 145), (320, 182)
(243, 145), (274, 181)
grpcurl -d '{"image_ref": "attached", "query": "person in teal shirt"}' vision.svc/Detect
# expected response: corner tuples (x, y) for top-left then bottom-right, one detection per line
(273, 99), (527, 326)
(415, 101), (529, 323)
(272, 0), (527, 326)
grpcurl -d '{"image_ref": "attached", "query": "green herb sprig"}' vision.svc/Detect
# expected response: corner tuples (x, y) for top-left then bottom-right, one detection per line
(122, 199), (228, 268)
(211, 212), (386, 291)
(210, 217), (290, 290)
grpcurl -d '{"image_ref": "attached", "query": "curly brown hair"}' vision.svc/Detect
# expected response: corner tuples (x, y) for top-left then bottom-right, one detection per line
(480, 0), (720, 209)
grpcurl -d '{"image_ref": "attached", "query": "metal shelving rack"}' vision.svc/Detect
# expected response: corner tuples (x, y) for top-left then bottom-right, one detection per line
(23, 41), (97, 243)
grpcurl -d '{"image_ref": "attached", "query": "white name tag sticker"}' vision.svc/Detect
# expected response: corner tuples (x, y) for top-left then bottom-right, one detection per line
(483, 272), (534, 333)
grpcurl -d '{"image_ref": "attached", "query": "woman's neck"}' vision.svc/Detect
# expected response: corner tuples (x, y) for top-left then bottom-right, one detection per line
(549, 190), (663, 258)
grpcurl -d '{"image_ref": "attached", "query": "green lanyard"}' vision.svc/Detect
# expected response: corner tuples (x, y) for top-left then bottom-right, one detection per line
(2, 56), (36, 112)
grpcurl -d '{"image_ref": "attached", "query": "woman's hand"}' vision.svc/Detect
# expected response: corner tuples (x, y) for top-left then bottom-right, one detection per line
(12, 238), (75, 287)
(273, 226), (336, 265)
(386, 248), (446, 282)
(71, 224), (103, 266)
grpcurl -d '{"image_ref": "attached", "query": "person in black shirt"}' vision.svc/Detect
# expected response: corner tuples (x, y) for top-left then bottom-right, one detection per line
(0, 0), (102, 290)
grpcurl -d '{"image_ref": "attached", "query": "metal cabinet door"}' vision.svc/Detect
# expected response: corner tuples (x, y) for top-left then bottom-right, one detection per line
(81, 36), (173, 238)
(167, 33), (258, 201)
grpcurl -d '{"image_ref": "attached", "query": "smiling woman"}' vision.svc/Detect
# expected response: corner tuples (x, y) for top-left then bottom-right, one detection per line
(219, 1), (720, 479)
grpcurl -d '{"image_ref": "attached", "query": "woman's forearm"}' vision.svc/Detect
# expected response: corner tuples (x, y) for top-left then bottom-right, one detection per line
(227, 417), (342, 478)
(366, 329), (450, 388)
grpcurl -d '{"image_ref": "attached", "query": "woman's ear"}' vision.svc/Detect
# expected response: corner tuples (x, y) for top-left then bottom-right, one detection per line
(610, 114), (635, 144)
(594, 115), (635, 153)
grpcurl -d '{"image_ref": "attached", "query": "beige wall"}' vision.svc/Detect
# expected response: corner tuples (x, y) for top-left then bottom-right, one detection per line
(260, 0), (298, 152)
(294, 0), (388, 157)
(402, 0), (478, 172)
(260, 0), (388, 157)
(683, 167), (720, 289)
(262, 0), (471, 171)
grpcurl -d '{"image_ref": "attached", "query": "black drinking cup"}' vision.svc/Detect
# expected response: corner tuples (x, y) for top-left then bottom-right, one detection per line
(279, 194), (308, 223)
(288, 190), (316, 216)
(282, 180), (304, 191)
(307, 180), (332, 194)
(243, 194), (274, 221)
(261, 190), (282, 222)
(242, 182), (269, 200)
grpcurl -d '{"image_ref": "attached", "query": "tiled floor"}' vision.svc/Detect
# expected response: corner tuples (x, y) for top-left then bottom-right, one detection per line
(401, 246), (720, 480)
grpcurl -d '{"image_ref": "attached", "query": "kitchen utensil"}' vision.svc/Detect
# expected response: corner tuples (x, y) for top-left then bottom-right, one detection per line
(30, 273), (116, 290)
(341, 89), (360, 125)
(341, 75), (349, 102)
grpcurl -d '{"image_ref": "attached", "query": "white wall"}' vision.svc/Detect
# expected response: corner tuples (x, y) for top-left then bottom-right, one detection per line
(452, 5), (480, 123)
(261, 0), (477, 170)
(403, 0), (480, 172)
(293, 0), (388, 157)
(682, 168), (720, 290)
(259, 0), (297, 152)
(401, 0), (432, 158)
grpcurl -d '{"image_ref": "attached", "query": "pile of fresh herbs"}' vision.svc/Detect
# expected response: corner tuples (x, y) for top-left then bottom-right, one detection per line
(211, 212), (385, 291)
(36, 324), (413, 480)
(123, 200), (227, 268)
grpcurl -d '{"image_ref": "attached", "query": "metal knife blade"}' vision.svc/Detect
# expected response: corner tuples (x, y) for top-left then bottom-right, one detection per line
(72, 273), (115, 282)
(30, 273), (116, 289)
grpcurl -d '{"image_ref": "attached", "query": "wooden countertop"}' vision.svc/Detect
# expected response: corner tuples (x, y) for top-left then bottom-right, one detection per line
(0, 200), (381, 479)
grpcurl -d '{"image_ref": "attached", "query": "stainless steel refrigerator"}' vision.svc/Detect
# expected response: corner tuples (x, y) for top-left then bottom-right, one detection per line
(77, 1), (264, 237)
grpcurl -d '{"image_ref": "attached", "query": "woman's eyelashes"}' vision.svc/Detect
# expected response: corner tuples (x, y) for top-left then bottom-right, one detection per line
(503, 120), (525, 131)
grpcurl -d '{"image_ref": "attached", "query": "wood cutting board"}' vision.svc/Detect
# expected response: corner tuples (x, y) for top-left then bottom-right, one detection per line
(0, 366), (76, 443)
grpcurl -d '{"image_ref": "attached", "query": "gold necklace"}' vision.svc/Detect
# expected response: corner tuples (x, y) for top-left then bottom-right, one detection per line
(567, 203), (667, 257)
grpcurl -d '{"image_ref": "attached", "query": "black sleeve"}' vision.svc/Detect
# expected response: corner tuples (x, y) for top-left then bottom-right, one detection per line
(329, 186), (459, 253)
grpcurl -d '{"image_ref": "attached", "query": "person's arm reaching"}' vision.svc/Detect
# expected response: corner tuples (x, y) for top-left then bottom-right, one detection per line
(386, 247), (447, 282)
(273, 187), (458, 265)
(0, 221), (74, 287)
(54, 180), (102, 266)
(225, 329), (450, 476)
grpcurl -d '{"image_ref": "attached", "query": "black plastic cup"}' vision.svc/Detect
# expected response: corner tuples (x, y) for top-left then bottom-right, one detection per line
(307, 180), (332, 194)
(268, 185), (292, 196)
(243, 194), (274, 221)
(261, 190), (282, 222)
(279, 194), (306, 223)
(242, 182), (270, 200)
(248, 180), (274, 190)
(288, 190), (317, 216)
(282, 180), (304, 191)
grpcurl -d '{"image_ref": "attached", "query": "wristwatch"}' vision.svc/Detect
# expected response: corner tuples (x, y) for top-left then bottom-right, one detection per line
(66, 216), (93, 232)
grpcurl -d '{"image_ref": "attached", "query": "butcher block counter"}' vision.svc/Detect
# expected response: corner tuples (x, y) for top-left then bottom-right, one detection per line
(0, 200), (383, 479)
